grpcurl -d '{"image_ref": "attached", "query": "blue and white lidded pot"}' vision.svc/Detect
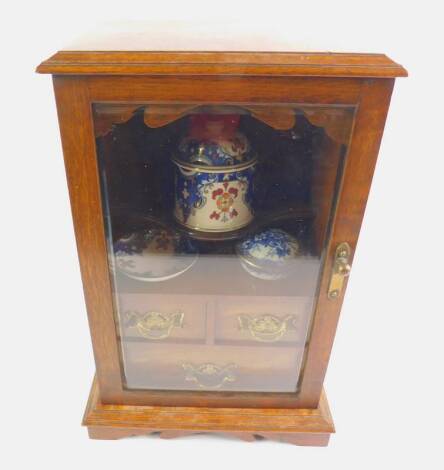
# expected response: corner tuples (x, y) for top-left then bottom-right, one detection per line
(172, 114), (257, 233)
(236, 228), (300, 280)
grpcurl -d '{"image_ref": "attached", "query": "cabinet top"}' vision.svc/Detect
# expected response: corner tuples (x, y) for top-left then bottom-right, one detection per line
(36, 22), (407, 78)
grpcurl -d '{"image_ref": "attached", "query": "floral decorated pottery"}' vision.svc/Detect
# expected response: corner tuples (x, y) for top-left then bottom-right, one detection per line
(236, 228), (300, 280)
(112, 226), (198, 282)
(172, 114), (257, 233)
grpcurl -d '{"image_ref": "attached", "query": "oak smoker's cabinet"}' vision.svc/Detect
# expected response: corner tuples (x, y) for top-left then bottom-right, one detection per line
(37, 42), (406, 446)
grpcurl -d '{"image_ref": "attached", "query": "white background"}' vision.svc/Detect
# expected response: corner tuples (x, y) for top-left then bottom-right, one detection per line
(1, 1), (444, 469)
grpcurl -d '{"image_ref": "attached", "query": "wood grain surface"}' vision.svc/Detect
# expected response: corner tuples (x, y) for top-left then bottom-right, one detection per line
(37, 51), (407, 77)
(43, 46), (406, 444)
(84, 377), (333, 445)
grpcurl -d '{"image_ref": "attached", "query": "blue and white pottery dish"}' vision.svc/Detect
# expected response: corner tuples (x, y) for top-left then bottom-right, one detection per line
(112, 227), (198, 282)
(236, 228), (300, 280)
(172, 114), (257, 233)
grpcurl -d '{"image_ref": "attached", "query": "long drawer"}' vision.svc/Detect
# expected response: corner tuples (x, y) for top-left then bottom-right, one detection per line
(122, 342), (304, 393)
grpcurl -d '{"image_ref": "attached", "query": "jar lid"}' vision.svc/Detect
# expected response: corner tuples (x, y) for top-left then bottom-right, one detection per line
(236, 229), (300, 267)
(175, 114), (256, 167)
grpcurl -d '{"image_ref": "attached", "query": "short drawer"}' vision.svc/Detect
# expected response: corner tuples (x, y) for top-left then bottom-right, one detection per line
(122, 342), (304, 393)
(117, 294), (207, 342)
(214, 296), (313, 345)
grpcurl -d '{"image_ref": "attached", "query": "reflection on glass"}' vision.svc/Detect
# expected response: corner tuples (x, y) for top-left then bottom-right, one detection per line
(94, 104), (354, 393)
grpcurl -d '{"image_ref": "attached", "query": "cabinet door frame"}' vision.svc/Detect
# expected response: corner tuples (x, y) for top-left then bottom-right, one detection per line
(53, 74), (394, 407)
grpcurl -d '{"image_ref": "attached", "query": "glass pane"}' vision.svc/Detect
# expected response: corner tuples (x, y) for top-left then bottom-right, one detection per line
(93, 103), (354, 393)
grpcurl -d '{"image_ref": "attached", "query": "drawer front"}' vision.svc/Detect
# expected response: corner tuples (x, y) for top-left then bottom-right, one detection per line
(118, 294), (207, 342)
(123, 342), (304, 393)
(214, 296), (313, 345)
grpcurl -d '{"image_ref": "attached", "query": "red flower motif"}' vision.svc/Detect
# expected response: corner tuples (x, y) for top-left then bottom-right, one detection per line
(228, 187), (238, 198)
(212, 188), (224, 200)
(155, 233), (171, 250)
(209, 182), (240, 222)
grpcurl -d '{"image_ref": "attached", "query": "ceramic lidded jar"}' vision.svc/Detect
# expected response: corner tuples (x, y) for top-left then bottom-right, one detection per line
(235, 228), (300, 280)
(172, 114), (257, 233)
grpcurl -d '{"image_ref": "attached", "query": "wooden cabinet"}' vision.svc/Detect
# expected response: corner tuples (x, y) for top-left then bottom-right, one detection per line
(37, 29), (406, 445)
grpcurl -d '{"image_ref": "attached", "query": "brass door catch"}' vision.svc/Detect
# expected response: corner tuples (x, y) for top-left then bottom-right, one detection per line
(328, 242), (351, 299)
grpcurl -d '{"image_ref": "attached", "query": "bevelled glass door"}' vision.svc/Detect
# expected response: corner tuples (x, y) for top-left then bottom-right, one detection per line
(93, 103), (354, 393)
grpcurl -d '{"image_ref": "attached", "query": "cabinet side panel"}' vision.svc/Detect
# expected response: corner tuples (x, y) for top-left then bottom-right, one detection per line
(297, 78), (395, 407)
(52, 76), (124, 401)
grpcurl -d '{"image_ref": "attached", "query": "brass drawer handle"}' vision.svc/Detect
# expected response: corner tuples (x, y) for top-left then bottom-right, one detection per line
(183, 363), (237, 389)
(328, 242), (352, 299)
(238, 314), (298, 342)
(124, 311), (184, 340)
